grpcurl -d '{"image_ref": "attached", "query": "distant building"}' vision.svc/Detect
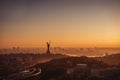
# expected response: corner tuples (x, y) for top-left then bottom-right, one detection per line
(16, 47), (20, 50)
(12, 47), (20, 50)
(76, 64), (87, 69)
(66, 68), (74, 74)
(91, 67), (119, 78)
(105, 53), (108, 56)
(13, 47), (16, 50)
(91, 69), (102, 77)
(66, 63), (89, 75)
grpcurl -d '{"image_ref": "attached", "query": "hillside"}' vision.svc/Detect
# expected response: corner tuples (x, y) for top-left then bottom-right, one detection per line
(0, 53), (67, 76)
(96, 53), (120, 65)
(34, 56), (113, 80)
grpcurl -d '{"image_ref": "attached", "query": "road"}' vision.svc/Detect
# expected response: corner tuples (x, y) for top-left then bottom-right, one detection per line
(4, 68), (41, 80)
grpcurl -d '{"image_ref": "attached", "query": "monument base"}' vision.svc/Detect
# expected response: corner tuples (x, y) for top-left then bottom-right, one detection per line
(46, 50), (51, 55)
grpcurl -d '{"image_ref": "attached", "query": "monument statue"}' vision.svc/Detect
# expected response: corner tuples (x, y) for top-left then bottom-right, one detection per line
(46, 42), (51, 54)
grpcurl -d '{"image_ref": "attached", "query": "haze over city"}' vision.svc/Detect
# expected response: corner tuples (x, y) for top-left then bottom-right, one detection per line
(1, 0), (120, 80)
(0, 0), (120, 48)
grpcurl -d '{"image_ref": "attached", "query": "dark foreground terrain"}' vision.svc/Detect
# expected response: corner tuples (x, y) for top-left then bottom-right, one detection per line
(0, 53), (67, 79)
(34, 56), (120, 80)
(0, 53), (120, 80)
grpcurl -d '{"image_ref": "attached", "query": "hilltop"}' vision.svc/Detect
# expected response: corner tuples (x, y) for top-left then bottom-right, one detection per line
(96, 53), (120, 66)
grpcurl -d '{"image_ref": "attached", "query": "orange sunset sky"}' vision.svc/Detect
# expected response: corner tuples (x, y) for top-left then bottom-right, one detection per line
(0, 0), (120, 48)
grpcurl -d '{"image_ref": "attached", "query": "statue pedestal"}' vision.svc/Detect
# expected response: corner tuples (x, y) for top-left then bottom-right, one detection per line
(46, 50), (51, 55)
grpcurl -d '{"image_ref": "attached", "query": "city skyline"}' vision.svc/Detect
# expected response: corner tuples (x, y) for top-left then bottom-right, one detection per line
(0, 0), (120, 48)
